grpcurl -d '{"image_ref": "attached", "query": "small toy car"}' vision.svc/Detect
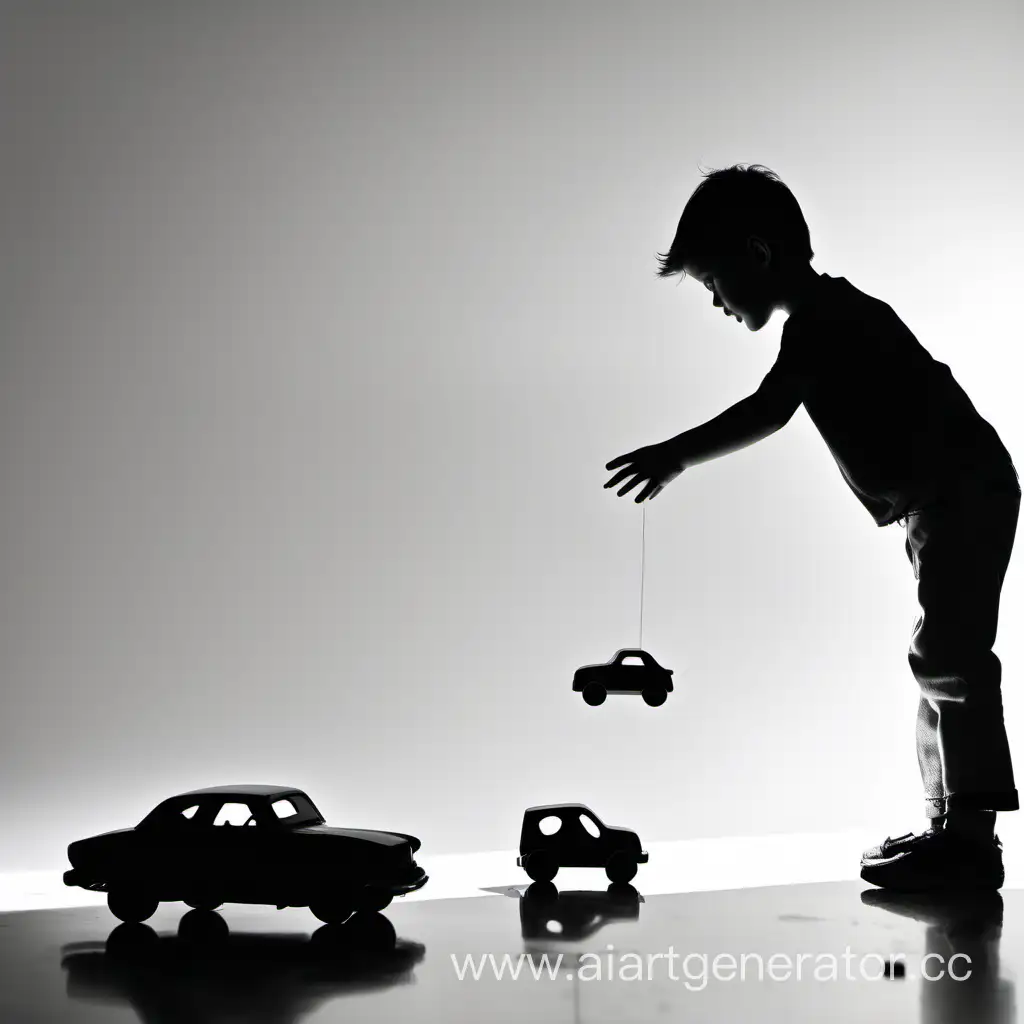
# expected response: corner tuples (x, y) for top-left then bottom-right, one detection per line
(63, 785), (428, 925)
(516, 804), (648, 884)
(572, 648), (674, 706)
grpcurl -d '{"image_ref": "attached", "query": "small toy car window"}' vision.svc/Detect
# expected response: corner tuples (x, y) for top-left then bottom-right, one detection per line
(579, 814), (601, 838)
(213, 802), (255, 826)
(180, 804), (199, 820)
(538, 815), (562, 836)
(272, 798), (298, 819)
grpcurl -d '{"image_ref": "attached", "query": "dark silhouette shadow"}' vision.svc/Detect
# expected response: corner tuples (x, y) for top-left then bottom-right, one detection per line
(860, 888), (1014, 1024)
(60, 909), (425, 1024)
(519, 882), (642, 943)
(62, 784), (428, 926)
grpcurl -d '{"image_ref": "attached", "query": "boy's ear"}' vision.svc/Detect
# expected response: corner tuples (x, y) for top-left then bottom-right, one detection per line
(747, 235), (773, 268)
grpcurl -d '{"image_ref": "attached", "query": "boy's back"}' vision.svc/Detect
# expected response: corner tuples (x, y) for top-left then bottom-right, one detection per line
(764, 274), (1018, 526)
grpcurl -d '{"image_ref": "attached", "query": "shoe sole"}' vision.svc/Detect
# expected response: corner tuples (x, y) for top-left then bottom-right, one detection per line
(860, 861), (1004, 891)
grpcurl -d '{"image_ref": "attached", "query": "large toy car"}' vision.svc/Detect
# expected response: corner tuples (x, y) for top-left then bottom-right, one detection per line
(63, 785), (428, 925)
(516, 804), (648, 884)
(572, 648), (674, 706)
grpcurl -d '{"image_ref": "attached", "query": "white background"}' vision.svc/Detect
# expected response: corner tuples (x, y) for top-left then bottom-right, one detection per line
(1, 0), (1021, 870)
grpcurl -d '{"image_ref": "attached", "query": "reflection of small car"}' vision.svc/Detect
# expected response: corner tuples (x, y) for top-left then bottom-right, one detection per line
(520, 883), (642, 942)
(572, 648), (674, 706)
(63, 785), (428, 925)
(516, 804), (648, 884)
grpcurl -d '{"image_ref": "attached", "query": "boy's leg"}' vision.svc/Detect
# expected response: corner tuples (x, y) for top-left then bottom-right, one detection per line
(907, 488), (1020, 818)
(861, 487), (1018, 889)
(908, 531), (948, 825)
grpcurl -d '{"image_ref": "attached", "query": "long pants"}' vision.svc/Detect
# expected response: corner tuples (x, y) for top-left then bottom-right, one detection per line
(905, 480), (1021, 819)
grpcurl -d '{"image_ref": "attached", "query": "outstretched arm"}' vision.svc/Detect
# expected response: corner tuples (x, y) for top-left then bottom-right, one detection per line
(604, 372), (803, 502)
(663, 380), (798, 468)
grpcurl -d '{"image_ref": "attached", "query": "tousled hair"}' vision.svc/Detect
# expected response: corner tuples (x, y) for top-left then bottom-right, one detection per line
(655, 163), (814, 280)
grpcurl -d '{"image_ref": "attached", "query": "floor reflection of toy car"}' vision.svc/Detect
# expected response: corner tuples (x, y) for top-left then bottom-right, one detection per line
(520, 883), (642, 942)
(61, 912), (426, 1018)
(63, 785), (428, 925)
(572, 648), (674, 706)
(516, 804), (648, 883)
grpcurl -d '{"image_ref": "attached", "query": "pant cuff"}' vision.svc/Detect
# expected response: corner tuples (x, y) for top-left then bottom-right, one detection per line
(945, 790), (1019, 812)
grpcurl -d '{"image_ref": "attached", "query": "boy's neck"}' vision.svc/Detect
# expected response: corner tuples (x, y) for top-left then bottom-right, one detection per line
(776, 265), (826, 320)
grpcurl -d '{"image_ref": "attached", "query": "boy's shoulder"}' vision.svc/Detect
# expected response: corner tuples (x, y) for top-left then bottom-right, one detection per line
(784, 274), (896, 339)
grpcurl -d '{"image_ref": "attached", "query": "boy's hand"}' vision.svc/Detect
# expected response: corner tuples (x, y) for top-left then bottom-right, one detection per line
(604, 439), (688, 502)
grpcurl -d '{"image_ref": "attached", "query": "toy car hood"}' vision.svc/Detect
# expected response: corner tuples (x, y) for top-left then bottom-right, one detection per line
(294, 826), (421, 852)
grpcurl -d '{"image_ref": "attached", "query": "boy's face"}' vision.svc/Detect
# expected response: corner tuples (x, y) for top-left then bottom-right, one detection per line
(683, 240), (775, 332)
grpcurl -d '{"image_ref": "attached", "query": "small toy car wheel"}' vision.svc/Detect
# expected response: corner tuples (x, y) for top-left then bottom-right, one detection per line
(582, 682), (606, 706)
(642, 685), (667, 707)
(605, 851), (638, 884)
(355, 885), (393, 912)
(310, 891), (355, 925)
(523, 850), (558, 882)
(107, 887), (160, 923)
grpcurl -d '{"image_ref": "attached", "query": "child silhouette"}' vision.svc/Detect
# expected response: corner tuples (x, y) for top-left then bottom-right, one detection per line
(605, 164), (1020, 890)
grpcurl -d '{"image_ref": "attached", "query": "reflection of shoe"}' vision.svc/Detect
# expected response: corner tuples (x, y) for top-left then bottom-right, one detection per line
(860, 828), (1004, 891)
(861, 826), (943, 864)
(860, 888), (1003, 941)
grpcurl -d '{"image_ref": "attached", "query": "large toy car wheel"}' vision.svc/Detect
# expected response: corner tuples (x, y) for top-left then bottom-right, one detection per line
(310, 891), (355, 925)
(582, 682), (606, 706)
(355, 886), (393, 912)
(523, 850), (558, 883)
(184, 890), (223, 912)
(108, 887), (160, 923)
(642, 685), (667, 707)
(605, 851), (638, 884)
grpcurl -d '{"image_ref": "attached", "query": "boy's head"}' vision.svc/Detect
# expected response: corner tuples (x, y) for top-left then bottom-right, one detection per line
(655, 164), (815, 331)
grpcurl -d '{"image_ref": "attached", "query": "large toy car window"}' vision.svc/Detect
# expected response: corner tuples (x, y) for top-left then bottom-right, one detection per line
(579, 813), (601, 838)
(271, 798), (298, 819)
(270, 794), (324, 827)
(180, 804), (199, 820)
(538, 815), (562, 836)
(213, 802), (256, 826)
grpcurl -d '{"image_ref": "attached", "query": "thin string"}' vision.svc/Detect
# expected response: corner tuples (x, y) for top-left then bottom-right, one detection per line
(639, 503), (645, 649)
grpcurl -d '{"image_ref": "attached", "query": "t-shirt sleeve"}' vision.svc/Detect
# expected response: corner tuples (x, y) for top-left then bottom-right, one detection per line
(755, 320), (813, 413)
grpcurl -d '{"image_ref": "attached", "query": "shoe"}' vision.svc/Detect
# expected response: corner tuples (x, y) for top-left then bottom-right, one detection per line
(861, 826), (943, 864)
(860, 828), (1003, 891)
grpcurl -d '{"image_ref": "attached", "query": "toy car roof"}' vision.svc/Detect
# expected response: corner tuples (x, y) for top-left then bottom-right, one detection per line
(523, 803), (597, 816)
(167, 784), (307, 800)
(613, 648), (664, 661)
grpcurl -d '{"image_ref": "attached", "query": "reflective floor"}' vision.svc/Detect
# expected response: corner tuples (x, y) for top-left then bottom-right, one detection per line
(0, 878), (1018, 1023)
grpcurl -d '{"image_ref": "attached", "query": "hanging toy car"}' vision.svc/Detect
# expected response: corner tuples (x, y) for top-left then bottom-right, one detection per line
(572, 648), (674, 706)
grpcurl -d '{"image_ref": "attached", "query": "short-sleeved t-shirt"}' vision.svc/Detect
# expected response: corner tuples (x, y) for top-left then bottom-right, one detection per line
(760, 274), (1018, 526)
